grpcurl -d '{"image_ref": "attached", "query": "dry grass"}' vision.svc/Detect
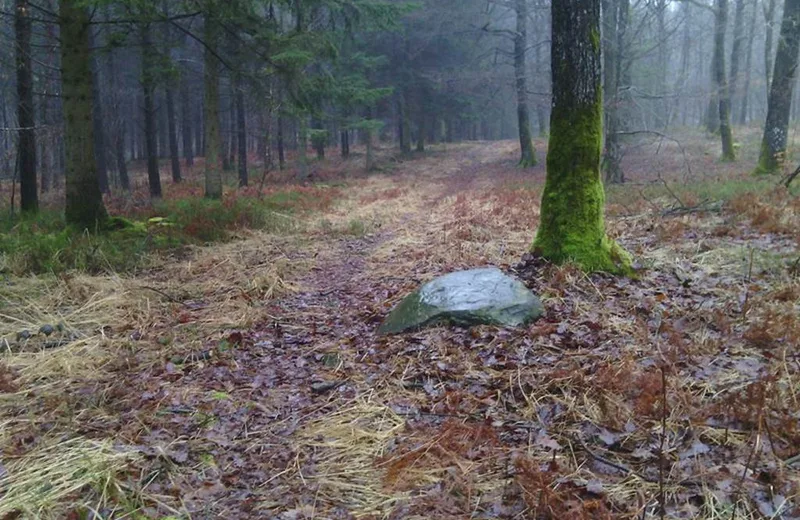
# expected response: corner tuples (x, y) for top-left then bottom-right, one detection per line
(0, 437), (144, 519)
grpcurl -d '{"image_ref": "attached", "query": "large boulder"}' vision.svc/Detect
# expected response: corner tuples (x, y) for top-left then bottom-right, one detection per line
(378, 267), (544, 335)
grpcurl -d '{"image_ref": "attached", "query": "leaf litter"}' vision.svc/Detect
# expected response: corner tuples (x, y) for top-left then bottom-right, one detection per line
(0, 140), (799, 518)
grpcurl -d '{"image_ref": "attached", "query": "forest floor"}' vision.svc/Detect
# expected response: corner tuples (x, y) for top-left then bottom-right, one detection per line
(1, 135), (800, 519)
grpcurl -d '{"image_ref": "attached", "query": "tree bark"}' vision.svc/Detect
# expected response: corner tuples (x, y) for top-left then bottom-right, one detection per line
(181, 77), (194, 167)
(714, 0), (736, 161)
(15, 0), (37, 212)
(106, 45), (129, 190)
(739, 0), (758, 124)
(603, 0), (623, 184)
(298, 117), (309, 178)
(765, 0), (778, 94)
(166, 85), (182, 183)
(277, 110), (286, 170)
(533, 0), (631, 274)
(60, 0), (108, 228)
(88, 28), (109, 194)
(341, 130), (350, 157)
(203, 8), (223, 199)
(729, 0), (746, 118)
(235, 72), (248, 186)
(141, 23), (162, 197)
(400, 90), (412, 153)
(514, 0), (537, 167)
(757, 0), (800, 174)
(655, 0), (668, 129)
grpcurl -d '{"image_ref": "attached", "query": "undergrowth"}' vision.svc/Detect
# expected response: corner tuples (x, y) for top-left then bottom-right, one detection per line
(0, 187), (335, 275)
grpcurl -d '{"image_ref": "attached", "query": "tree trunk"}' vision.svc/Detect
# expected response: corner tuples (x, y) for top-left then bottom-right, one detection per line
(277, 110), (286, 170)
(203, 9), (223, 199)
(765, 0), (778, 94)
(60, 0), (108, 228)
(107, 48), (129, 190)
(603, 0), (623, 184)
(714, 0), (736, 161)
(729, 0), (746, 119)
(15, 0), (37, 212)
(739, 0), (758, 124)
(141, 23), (162, 197)
(416, 112), (425, 152)
(365, 126), (375, 171)
(400, 91), (412, 153)
(533, 0), (631, 274)
(235, 72), (248, 186)
(166, 85), (182, 183)
(181, 78), (194, 167)
(676, 2), (692, 126)
(757, 0), (800, 174)
(341, 130), (350, 157)
(655, 0), (668, 129)
(88, 28), (109, 194)
(298, 117), (309, 178)
(514, 0), (537, 167)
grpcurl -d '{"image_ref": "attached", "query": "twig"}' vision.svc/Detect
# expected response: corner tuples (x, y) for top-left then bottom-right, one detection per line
(658, 366), (668, 520)
(731, 384), (766, 520)
(782, 163), (800, 188)
(741, 248), (755, 320)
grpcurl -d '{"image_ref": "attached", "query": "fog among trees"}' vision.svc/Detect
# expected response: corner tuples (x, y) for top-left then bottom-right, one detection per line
(3, 0), (799, 219)
(2, 1), (800, 518)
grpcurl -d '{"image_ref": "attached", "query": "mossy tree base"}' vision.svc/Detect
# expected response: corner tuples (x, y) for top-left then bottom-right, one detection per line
(532, 0), (632, 276)
(518, 152), (537, 169)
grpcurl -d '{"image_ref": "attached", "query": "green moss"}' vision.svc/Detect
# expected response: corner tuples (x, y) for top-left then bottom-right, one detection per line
(754, 141), (781, 175)
(590, 28), (601, 53)
(532, 81), (632, 275)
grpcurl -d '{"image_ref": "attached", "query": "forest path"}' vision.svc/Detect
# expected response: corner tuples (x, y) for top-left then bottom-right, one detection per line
(6, 140), (797, 519)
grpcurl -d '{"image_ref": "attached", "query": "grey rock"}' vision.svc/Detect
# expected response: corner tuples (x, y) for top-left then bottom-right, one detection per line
(16, 330), (31, 341)
(39, 324), (55, 336)
(378, 267), (544, 335)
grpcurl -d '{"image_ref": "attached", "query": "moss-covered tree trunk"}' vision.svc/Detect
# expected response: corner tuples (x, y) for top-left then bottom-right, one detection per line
(514, 0), (537, 167)
(757, 0), (800, 174)
(713, 0), (736, 161)
(16, 0), (37, 212)
(203, 9), (223, 199)
(60, 0), (108, 228)
(532, 0), (631, 274)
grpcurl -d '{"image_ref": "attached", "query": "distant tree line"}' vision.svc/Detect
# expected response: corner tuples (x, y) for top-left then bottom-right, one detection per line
(3, 0), (800, 228)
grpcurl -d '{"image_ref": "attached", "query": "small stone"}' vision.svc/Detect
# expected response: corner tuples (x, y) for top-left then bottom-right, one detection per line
(311, 381), (344, 394)
(39, 324), (55, 336)
(378, 267), (544, 335)
(16, 330), (32, 341)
